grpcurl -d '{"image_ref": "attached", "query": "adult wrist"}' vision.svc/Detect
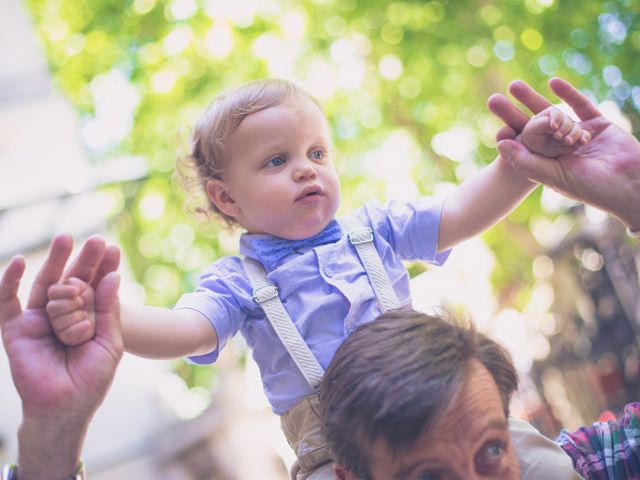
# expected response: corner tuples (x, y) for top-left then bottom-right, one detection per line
(17, 416), (88, 480)
(1, 462), (85, 480)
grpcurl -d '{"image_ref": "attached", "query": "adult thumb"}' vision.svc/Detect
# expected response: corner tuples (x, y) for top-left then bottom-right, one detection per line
(496, 139), (522, 161)
(498, 139), (567, 192)
(497, 139), (544, 180)
(94, 271), (123, 352)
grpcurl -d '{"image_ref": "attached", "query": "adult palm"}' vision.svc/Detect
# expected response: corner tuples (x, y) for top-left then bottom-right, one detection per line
(0, 234), (122, 418)
(488, 77), (640, 232)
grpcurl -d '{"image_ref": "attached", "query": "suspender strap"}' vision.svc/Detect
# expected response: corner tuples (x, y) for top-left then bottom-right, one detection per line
(242, 257), (325, 389)
(242, 218), (398, 389)
(340, 218), (400, 312)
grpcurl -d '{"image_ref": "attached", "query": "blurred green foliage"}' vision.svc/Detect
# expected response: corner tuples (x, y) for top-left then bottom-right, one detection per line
(24, 0), (640, 338)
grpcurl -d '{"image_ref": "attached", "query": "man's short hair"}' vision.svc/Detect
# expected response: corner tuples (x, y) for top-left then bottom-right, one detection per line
(319, 309), (518, 479)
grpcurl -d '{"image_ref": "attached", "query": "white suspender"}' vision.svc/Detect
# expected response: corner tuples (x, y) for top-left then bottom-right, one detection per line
(241, 219), (400, 389)
(339, 218), (400, 312)
(242, 256), (325, 389)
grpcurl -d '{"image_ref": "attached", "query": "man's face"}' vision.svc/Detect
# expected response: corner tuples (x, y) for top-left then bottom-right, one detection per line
(360, 360), (520, 480)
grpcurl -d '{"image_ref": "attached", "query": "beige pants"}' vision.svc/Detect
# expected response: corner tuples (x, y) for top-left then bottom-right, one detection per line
(281, 394), (584, 480)
(281, 395), (334, 480)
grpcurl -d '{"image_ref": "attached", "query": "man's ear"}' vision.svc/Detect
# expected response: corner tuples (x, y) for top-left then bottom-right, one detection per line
(206, 179), (240, 218)
(334, 464), (358, 480)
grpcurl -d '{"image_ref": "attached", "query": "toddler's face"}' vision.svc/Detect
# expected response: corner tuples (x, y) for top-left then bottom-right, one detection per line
(206, 94), (341, 239)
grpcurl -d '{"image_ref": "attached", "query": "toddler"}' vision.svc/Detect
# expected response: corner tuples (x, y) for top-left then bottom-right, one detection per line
(47, 79), (589, 479)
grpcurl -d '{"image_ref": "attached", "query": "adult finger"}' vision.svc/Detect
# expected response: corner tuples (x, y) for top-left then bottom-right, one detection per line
(549, 77), (602, 121)
(508, 80), (553, 115)
(91, 245), (121, 290)
(63, 235), (107, 285)
(94, 272), (123, 359)
(27, 234), (74, 309)
(0, 256), (26, 327)
(495, 125), (518, 142)
(487, 93), (530, 134)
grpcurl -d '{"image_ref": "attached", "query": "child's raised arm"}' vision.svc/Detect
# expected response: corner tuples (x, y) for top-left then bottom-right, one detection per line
(437, 107), (589, 252)
(437, 154), (536, 251)
(47, 278), (217, 359)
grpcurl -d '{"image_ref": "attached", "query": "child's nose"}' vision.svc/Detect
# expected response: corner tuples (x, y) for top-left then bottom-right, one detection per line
(292, 160), (317, 182)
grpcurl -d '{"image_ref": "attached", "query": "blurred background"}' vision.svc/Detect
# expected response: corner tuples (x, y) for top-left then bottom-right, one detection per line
(1, 0), (639, 478)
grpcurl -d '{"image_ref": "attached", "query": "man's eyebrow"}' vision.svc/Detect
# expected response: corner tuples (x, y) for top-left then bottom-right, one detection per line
(485, 416), (509, 429)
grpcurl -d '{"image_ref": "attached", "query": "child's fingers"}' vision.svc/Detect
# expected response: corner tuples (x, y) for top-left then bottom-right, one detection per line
(46, 297), (85, 319)
(47, 277), (89, 300)
(579, 130), (591, 145)
(56, 317), (95, 346)
(49, 309), (95, 345)
(562, 123), (584, 145)
(47, 283), (82, 301)
(65, 276), (89, 291)
(553, 114), (574, 140)
(546, 107), (564, 131)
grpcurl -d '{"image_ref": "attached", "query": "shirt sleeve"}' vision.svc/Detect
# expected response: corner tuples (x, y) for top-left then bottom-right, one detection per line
(360, 197), (451, 265)
(555, 402), (640, 479)
(174, 258), (252, 364)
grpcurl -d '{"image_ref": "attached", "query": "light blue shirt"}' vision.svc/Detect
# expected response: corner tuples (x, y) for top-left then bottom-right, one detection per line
(175, 197), (449, 415)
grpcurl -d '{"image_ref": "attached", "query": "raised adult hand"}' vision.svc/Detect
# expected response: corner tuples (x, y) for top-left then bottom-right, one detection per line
(488, 77), (640, 232)
(0, 234), (123, 480)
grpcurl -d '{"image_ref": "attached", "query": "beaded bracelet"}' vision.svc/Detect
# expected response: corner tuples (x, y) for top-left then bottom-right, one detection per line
(1, 462), (85, 479)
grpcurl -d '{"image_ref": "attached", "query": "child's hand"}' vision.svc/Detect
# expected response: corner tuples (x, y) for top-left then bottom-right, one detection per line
(46, 277), (96, 346)
(520, 105), (591, 158)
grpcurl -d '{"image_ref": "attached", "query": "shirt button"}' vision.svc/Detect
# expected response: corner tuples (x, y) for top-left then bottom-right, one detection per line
(324, 266), (333, 276)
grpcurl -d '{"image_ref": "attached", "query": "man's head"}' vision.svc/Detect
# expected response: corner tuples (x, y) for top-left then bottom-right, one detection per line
(319, 309), (520, 480)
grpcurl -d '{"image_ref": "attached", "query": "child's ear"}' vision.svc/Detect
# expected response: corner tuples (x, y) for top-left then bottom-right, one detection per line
(206, 179), (240, 218)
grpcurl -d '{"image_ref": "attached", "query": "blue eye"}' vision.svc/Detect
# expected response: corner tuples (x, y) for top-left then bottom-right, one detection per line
(418, 474), (438, 480)
(267, 156), (285, 167)
(486, 443), (504, 458)
(475, 440), (507, 474)
(310, 150), (325, 160)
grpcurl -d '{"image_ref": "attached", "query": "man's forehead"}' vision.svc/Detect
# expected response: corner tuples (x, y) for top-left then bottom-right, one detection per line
(368, 360), (510, 477)
(426, 360), (508, 434)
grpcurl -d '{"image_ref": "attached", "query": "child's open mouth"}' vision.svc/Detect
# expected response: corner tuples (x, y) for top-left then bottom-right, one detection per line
(296, 186), (323, 202)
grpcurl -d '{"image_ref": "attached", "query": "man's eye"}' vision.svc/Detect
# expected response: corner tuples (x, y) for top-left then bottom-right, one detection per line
(267, 156), (285, 167)
(475, 440), (506, 473)
(310, 150), (325, 160)
(418, 474), (439, 480)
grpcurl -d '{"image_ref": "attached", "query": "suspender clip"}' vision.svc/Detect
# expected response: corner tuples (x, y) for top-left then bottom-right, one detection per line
(252, 285), (279, 303)
(348, 227), (373, 245)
